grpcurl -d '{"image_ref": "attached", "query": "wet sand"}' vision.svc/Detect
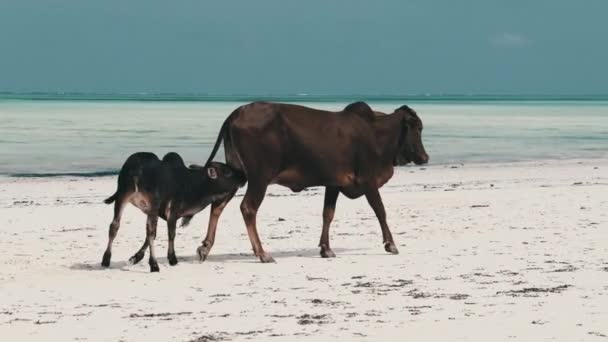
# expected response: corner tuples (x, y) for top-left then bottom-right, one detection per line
(0, 159), (607, 341)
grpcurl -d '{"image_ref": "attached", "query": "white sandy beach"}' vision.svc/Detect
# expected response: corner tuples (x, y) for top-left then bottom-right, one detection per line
(0, 159), (607, 341)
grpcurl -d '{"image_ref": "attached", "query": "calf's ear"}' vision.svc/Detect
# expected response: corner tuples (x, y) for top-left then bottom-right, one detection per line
(207, 167), (218, 179)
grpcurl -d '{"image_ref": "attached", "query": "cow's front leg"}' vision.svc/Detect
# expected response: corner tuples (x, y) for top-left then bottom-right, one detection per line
(319, 187), (339, 258)
(167, 217), (178, 266)
(365, 188), (399, 254)
(197, 189), (237, 262)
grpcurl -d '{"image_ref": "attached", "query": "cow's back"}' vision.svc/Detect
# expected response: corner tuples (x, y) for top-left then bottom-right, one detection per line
(227, 102), (379, 190)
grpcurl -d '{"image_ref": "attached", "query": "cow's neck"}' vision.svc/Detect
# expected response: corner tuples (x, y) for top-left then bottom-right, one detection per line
(372, 112), (404, 163)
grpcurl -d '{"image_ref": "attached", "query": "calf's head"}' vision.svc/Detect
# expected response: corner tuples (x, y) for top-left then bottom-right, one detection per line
(191, 162), (246, 193)
(394, 105), (429, 166)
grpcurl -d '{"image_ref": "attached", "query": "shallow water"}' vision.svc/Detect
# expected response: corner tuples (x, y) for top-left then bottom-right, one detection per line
(0, 99), (606, 176)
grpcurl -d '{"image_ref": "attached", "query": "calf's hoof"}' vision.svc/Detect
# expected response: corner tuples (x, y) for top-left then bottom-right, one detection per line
(196, 245), (210, 262)
(384, 242), (399, 254)
(149, 259), (160, 272)
(320, 246), (336, 258)
(101, 251), (111, 267)
(259, 253), (275, 263)
(168, 253), (178, 266)
(129, 251), (145, 265)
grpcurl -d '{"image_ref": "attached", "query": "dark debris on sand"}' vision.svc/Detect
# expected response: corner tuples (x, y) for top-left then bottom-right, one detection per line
(128, 311), (192, 319)
(549, 265), (578, 273)
(189, 333), (228, 342)
(405, 305), (432, 315)
(449, 294), (470, 300)
(189, 329), (273, 342)
(308, 298), (346, 306)
(497, 285), (571, 297)
(234, 329), (272, 336)
(297, 314), (332, 325)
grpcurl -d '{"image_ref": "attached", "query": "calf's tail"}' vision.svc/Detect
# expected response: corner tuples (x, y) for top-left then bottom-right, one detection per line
(104, 166), (143, 205)
(104, 193), (117, 204)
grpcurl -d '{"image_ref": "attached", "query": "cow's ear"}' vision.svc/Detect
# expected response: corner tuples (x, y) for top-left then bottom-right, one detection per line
(207, 167), (218, 179)
(400, 114), (409, 128)
(401, 111), (415, 126)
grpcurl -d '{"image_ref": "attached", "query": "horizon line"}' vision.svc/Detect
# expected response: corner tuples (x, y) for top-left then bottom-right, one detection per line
(2, 92), (608, 102)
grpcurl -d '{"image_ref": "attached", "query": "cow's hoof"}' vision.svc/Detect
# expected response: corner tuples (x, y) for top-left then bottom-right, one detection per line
(129, 251), (145, 265)
(168, 253), (178, 266)
(384, 242), (399, 254)
(320, 247), (336, 258)
(101, 251), (111, 267)
(149, 259), (160, 272)
(196, 245), (209, 262)
(259, 253), (275, 263)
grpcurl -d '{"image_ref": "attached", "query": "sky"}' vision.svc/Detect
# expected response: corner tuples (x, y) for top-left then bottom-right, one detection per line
(0, 0), (607, 95)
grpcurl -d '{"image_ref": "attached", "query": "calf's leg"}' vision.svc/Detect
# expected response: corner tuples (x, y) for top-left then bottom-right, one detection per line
(197, 189), (237, 262)
(101, 194), (128, 267)
(365, 188), (399, 254)
(129, 206), (154, 265)
(167, 217), (178, 266)
(319, 186), (339, 258)
(240, 183), (274, 263)
(146, 213), (160, 272)
(129, 238), (148, 265)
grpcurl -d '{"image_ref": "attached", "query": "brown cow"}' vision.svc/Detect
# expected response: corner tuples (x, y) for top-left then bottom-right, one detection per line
(199, 101), (428, 263)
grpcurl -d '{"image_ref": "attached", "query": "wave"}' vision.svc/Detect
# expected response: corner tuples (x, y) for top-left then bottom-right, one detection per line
(8, 170), (118, 178)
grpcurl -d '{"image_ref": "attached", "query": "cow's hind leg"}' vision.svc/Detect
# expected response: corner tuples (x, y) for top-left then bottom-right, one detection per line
(240, 183), (274, 263)
(167, 217), (178, 266)
(101, 193), (128, 267)
(146, 212), (160, 272)
(319, 186), (339, 258)
(365, 188), (399, 254)
(197, 189), (237, 262)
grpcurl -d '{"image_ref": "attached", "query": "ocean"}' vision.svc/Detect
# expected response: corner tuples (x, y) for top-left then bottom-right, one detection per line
(1, 95), (607, 177)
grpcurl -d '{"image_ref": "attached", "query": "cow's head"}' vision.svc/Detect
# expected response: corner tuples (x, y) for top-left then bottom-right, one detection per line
(190, 162), (246, 191)
(394, 105), (429, 166)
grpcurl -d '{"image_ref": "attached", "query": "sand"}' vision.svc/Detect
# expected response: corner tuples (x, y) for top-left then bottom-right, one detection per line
(0, 159), (607, 341)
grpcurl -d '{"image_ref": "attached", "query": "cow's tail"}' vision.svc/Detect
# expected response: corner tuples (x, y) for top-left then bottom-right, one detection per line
(204, 109), (237, 167)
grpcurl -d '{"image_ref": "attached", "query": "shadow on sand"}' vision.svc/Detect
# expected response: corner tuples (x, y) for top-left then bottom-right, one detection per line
(69, 247), (366, 271)
(194, 247), (361, 263)
(70, 260), (131, 271)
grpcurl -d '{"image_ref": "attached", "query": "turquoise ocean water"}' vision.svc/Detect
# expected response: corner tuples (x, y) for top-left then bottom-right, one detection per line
(0, 94), (607, 177)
